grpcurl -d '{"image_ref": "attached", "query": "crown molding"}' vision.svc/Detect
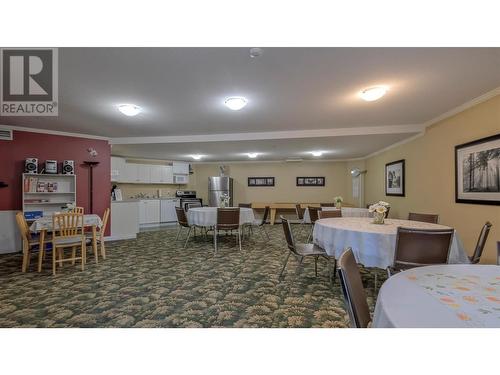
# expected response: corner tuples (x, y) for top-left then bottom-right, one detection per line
(0, 124), (110, 141)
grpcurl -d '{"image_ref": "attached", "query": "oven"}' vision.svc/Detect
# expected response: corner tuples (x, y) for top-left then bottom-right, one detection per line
(176, 190), (202, 211)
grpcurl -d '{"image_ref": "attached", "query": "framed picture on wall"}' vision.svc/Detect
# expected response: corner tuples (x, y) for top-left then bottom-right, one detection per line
(296, 177), (325, 186)
(248, 177), (275, 187)
(385, 159), (405, 196)
(455, 133), (500, 205)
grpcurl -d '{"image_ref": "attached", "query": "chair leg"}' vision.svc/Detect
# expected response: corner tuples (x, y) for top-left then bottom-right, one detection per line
(279, 252), (292, 279)
(213, 228), (218, 255)
(26, 248), (31, 271)
(238, 228), (242, 251)
(81, 241), (86, 271)
(314, 256), (318, 277)
(52, 247), (57, 276)
(184, 227), (193, 248)
(71, 247), (76, 265)
(175, 225), (182, 241)
(21, 243), (29, 273)
(307, 225), (313, 243)
(38, 243), (44, 273)
(332, 258), (337, 285)
(100, 241), (106, 259)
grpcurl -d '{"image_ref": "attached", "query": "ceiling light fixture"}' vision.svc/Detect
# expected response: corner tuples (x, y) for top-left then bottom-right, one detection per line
(310, 151), (324, 157)
(190, 154), (203, 160)
(247, 153), (258, 158)
(118, 104), (142, 116)
(224, 97), (248, 111)
(359, 86), (388, 102)
(249, 47), (263, 58)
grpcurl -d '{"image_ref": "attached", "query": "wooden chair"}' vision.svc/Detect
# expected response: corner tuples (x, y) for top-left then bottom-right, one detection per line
(214, 208), (242, 255)
(15, 212), (51, 272)
(51, 212), (86, 275)
(85, 207), (110, 262)
(238, 203), (252, 208)
(175, 207), (195, 248)
(469, 221), (492, 264)
(69, 206), (84, 214)
(338, 248), (371, 328)
(306, 206), (321, 242)
(388, 227), (454, 276)
(320, 203), (336, 207)
(280, 216), (336, 282)
(318, 209), (342, 219)
(408, 212), (439, 224)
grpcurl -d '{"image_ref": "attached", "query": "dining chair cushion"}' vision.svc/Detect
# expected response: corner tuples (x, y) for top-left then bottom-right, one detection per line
(53, 236), (85, 246)
(295, 243), (327, 256)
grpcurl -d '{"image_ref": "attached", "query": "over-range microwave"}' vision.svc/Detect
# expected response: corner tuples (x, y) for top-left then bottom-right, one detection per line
(173, 174), (188, 184)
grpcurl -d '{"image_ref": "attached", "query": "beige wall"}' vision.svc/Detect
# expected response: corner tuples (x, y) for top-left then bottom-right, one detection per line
(189, 161), (354, 206)
(364, 95), (500, 264)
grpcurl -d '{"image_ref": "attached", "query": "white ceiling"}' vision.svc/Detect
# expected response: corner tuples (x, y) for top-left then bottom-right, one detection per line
(3, 48), (500, 160)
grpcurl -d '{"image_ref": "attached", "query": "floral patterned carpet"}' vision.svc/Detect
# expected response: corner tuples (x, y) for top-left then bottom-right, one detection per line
(0, 225), (385, 328)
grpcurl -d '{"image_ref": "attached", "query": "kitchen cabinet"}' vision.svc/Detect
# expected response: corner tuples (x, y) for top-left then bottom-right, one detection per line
(149, 165), (162, 183)
(139, 200), (160, 224)
(173, 161), (189, 175)
(111, 156), (125, 182)
(110, 157), (178, 184)
(160, 199), (177, 222)
(160, 166), (174, 183)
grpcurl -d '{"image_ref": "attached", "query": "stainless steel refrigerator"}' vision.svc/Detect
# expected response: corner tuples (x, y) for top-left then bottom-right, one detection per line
(208, 176), (233, 207)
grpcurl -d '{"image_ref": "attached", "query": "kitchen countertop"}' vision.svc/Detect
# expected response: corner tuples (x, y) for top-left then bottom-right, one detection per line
(111, 197), (178, 203)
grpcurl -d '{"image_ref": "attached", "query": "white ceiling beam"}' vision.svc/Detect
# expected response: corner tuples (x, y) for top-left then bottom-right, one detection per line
(110, 124), (424, 145)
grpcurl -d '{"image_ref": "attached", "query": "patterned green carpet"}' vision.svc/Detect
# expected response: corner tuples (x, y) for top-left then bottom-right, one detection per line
(0, 225), (385, 327)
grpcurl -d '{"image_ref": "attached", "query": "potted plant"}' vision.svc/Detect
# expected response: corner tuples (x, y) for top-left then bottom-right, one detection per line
(368, 201), (390, 224)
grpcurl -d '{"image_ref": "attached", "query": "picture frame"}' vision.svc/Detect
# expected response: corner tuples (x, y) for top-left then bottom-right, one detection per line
(248, 177), (275, 187)
(455, 133), (500, 205)
(385, 159), (405, 196)
(296, 177), (325, 186)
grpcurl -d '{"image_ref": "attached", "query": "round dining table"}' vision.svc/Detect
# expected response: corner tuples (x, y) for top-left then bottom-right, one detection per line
(187, 207), (255, 227)
(372, 264), (500, 328)
(303, 207), (371, 223)
(313, 217), (469, 268)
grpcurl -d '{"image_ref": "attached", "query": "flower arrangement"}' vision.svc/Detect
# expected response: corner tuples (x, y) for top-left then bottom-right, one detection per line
(219, 193), (230, 208)
(368, 201), (390, 224)
(333, 196), (343, 208)
(63, 202), (76, 212)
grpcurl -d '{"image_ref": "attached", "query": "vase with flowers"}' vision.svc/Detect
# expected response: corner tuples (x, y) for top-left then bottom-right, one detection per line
(219, 193), (230, 208)
(368, 201), (390, 224)
(333, 196), (343, 209)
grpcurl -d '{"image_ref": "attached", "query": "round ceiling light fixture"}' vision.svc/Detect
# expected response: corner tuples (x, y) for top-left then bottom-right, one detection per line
(247, 153), (258, 158)
(359, 86), (388, 102)
(190, 154), (203, 160)
(118, 104), (142, 116)
(310, 151), (324, 157)
(249, 47), (263, 58)
(224, 97), (248, 111)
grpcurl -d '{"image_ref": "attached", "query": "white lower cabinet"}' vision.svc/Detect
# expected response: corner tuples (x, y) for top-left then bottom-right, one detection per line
(139, 200), (160, 224)
(160, 199), (177, 222)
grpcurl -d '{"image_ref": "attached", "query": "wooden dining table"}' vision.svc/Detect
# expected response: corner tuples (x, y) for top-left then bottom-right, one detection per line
(29, 214), (103, 272)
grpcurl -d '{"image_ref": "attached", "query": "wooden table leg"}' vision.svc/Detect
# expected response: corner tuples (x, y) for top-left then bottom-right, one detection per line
(37, 230), (46, 272)
(270, 208), (277, 225)
(92, 225), (98, 264)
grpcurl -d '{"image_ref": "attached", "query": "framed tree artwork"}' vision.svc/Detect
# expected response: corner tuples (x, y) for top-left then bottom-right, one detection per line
(385, 159), (405, 196)
(455, 133), (500, 205)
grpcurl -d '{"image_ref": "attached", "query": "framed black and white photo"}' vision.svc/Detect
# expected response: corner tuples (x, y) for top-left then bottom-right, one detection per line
(455, 133), (500, 205)
(296, 177), (325, 186)
(248, 177), (275, 187)
(385, 159), (405, 196)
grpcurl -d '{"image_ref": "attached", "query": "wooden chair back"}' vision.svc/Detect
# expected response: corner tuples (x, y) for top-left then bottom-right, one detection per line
(15, 212), (32, 243)
(52, 212), (84, 238)
(69, 206), (84, 214)
(393, 227), (454, 270)
(98, 208), (110, 239)
(295, 204), (305, 220)
(338, 248), (371, 328)
(216, 208), (240, 230)
(319, 209), (342, 219)
(308, 206), (320, 223)
(470, 221), (492, 264)
(408, 212), (439, 224)
(175, 207), (190, 227)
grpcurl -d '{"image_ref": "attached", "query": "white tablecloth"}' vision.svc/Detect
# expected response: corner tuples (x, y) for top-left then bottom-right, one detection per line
(313, 217), (469, 268)
(30, 214), (103, 232)
(303, 207), (371, 223)
(372, 264), (500, 328)
(187, 207), (255, 227)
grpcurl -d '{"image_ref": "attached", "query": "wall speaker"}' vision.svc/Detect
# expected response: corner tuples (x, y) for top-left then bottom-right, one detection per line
(25, 158), (38, 174)
(62, 160), (75, 175)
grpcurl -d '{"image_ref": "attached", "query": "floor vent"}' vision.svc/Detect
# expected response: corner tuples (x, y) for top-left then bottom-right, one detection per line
(0, 129), (13, 140)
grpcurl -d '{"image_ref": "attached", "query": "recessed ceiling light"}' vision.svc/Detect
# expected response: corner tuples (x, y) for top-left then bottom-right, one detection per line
(359, 86), (388, 102)
(310, 151), (324, 157)
(224, 97), (248, 111)
(247, 153), (258, 158)
(249, 48), (263, 58)
(190, 154), (203, 160)
(118, 104), (142, 116)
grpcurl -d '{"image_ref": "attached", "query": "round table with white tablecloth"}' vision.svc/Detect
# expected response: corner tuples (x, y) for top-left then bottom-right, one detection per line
(303, 207), (371, 223)
(187, 207), (255, 227)
(313, 217), (469, 268)
(372, 264), (500, 328)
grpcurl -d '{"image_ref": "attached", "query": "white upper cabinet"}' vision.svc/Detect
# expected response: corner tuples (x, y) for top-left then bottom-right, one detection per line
(173, 161), (189, 175)
(160, 166), (174, 183)
(111, 156), (126, 182)
(149, 165), (162, 183)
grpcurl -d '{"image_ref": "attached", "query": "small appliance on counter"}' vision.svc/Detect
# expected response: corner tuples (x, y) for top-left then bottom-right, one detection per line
(176, 190), (202, 210)
(45, 160), (58, 174)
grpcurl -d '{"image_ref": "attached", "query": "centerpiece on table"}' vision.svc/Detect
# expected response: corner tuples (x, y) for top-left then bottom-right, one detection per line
(368, 201), (390, 224)
(62, 202), (76, 212)
(219, 193), (230, 208)
(333, 196), (343, 209)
